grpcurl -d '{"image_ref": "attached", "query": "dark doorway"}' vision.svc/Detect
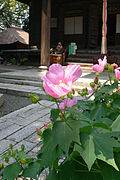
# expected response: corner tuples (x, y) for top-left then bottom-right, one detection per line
(107, 14), (116, 46)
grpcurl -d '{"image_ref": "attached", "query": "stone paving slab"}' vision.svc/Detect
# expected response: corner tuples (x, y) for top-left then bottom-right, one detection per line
(0, 124), (22, 141)
(0, 139), (16, 154)
(0, 100), (55, 156)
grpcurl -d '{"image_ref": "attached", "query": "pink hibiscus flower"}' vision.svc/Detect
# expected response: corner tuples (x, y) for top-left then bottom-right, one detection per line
(59, 97), (77, 109)
(115, 67), (120, 80)
(92, 56), (107, 73)
(42, 64), (82, 98)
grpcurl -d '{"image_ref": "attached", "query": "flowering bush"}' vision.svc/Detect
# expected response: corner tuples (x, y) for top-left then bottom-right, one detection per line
(1, 59), (120, 180)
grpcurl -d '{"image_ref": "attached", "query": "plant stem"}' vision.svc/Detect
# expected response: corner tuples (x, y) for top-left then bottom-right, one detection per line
(108, 71), (112, 85)
(38, 101), (53, 109)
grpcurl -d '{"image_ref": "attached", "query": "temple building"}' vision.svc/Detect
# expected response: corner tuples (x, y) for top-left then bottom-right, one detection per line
(17, 0), (120, 66)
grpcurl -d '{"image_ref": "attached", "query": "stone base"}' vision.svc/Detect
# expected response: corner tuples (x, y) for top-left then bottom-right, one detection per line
(0, 94), (4, 107)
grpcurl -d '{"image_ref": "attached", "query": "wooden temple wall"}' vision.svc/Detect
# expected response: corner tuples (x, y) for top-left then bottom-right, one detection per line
(28, 0), (120, 50)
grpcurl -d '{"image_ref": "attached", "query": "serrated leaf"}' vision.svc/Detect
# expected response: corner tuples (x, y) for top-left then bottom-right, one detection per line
(23, 160), (41, 179)
(53, 120), (80, 154)
(3, 163), (22, 180)
(92, 129), (119, 170)
(75, 134), (96, 171)
(29, 94), (40, 103)
(111, 115), (120, 132)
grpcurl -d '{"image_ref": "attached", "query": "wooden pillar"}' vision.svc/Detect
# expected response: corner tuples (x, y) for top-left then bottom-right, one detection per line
(41, 0), (51, 67)
(58, 6), (64, 43)
(88, 4), (99, 48)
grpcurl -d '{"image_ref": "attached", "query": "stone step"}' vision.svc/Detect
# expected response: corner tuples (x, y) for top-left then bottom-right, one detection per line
(0, 73), (42, 82)
(0, 78), (42, 87)
(65, 62), (93, 71)
(66, 57), (93, 63)
(0, 82), (47, 99)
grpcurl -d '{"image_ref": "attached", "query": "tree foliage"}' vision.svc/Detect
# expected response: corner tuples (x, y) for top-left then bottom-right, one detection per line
(0, 0), (29, 31)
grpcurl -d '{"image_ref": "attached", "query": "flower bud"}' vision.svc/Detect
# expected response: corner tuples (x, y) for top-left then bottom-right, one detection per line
(113, 76), (118, 83)
(5, 157), (9, 163)
(90, 82), (95, 88)
(106, 102), (111, 108)
(0, 162), (4, 169)
(20, 159), (26, 164)
(108, 65), (114, 72)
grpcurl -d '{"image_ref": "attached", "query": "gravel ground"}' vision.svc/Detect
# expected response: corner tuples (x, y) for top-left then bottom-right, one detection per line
(0, 94), (32, 118)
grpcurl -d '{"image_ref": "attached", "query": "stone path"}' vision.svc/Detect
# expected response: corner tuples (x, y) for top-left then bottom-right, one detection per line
(0, 99), (55, 157)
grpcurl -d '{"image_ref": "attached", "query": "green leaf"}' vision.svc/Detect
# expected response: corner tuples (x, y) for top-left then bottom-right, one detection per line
(3, 163), (22, 180)
(90, 103), (108, 120)
(17, 151), (30, 160)
(53, 120), (80, 154)
(23, 160), (41, 179)
(111, 115), (120, 132)
(50, 109), (60, 122)
(99, 160), (120, 180)
(93, 123), (112, 131)
(75, 134), (96, 171)
(46, 169), (59, 180)
(38, 129), (60, 168)
(114, 152), (120, 171)
(29, 94), (40, 103)
(66, 108), (91, 123)
(91, 129), (119, 170)
(95, 83), (118, 98)
(59, 152), (102, 180)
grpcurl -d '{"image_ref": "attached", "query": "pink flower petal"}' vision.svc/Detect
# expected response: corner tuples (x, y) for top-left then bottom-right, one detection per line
(59, 98), (77, 109)
(115, 67), (120, 80)
(43, 80), (72, 98)
(67, 97), (77, 107)
(46, 64), (65, 84)
(41, 64), (81, 98)
(65, 65), (82, 83)
(92, 64), (104, 73)
(103, 56), (107, 66)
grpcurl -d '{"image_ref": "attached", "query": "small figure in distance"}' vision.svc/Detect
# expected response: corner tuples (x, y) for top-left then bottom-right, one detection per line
(56, 42), (63, 54)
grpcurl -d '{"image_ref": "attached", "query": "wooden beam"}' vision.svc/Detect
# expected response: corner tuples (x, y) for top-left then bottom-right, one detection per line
(41, 0), (51, 67)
